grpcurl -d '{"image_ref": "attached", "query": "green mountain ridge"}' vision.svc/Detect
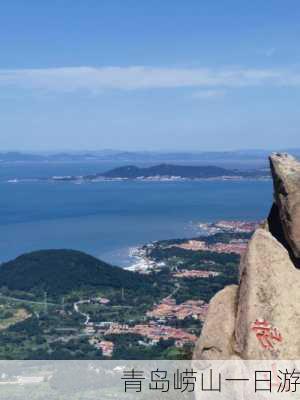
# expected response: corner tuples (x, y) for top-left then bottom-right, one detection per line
(0, 249), (147, 297)
(100, 163), (240, 178)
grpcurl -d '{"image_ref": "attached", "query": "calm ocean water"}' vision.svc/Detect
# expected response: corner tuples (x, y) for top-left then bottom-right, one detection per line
(0, 162), (272, 266)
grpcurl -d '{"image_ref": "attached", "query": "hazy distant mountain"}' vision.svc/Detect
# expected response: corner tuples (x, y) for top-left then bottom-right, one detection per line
(1, 149), (300, 165)
(0, 152), (44, 162)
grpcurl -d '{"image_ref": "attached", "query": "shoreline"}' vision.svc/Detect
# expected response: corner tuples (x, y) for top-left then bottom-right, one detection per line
(5, 175), (271, 184)
(124, 246), (163, 274)
(125, 245), (167, 274)
(125, 219), (259, 274)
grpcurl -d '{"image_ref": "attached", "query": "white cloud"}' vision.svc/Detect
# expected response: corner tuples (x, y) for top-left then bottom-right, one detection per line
(0, 65), (299, 92)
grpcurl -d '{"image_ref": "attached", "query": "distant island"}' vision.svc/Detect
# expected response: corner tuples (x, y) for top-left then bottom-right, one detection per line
(48, 163), (270, 182)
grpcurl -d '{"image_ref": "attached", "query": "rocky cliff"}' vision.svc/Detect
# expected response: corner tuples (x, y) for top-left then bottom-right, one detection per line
(194, 153), (300, 360)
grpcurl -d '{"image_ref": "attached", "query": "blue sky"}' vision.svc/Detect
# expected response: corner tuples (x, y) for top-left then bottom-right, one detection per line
(1, 0), (300, 151)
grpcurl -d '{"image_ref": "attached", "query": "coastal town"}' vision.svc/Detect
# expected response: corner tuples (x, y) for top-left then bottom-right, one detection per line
(126, 220), (259, 274)
(75, 296), (208, 357)
(70, 220), (257, 358)
(92, 322), (199, 357)
(198, 220), (259, 235)
(0, 219), (257, 359)
(168, 238), (248, 256)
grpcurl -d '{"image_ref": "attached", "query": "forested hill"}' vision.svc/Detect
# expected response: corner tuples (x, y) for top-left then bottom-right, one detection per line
(0, 249), (148, 297)
(101, 164), (240, 179)
(48, 163), (269, 182)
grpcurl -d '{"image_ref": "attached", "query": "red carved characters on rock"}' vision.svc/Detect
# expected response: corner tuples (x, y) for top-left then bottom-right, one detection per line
(251, 319), (283, 350)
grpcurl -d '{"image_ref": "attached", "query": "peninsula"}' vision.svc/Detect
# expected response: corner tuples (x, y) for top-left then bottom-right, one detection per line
(49, 163), (269, 182)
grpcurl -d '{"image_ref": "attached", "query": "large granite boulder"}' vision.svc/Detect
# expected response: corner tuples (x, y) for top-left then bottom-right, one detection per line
(194, 153), (300, 360)
(270, 153), (300, 259)
(193, 285), (239, 360)
(235, 228), (300, 359)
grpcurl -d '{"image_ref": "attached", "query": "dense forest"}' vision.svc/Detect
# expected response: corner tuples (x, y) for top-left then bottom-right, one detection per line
(0, 250), (150, 298)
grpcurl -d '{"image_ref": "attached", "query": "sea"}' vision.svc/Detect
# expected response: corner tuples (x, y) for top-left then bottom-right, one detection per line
(0, 162), (273, 267)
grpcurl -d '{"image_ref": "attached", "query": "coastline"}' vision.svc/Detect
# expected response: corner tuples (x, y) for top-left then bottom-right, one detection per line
(5, 175), (271, 184)
(125, 245), (166, 274)
(124, 220), (259, 274)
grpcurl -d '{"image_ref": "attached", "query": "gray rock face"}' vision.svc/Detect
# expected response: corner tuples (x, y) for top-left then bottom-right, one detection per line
(194, 153), (300, 360)
(235, 228), (300, 359)
(270, 153), (300, 259)
(193, 285), (239, 360)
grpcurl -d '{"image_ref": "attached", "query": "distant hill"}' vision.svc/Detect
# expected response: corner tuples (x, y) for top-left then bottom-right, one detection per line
(0, 250), (148, 297)
(101, 164), (242, 179)
(2, 149), (300, 165)
(48, 163), (270, 182)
